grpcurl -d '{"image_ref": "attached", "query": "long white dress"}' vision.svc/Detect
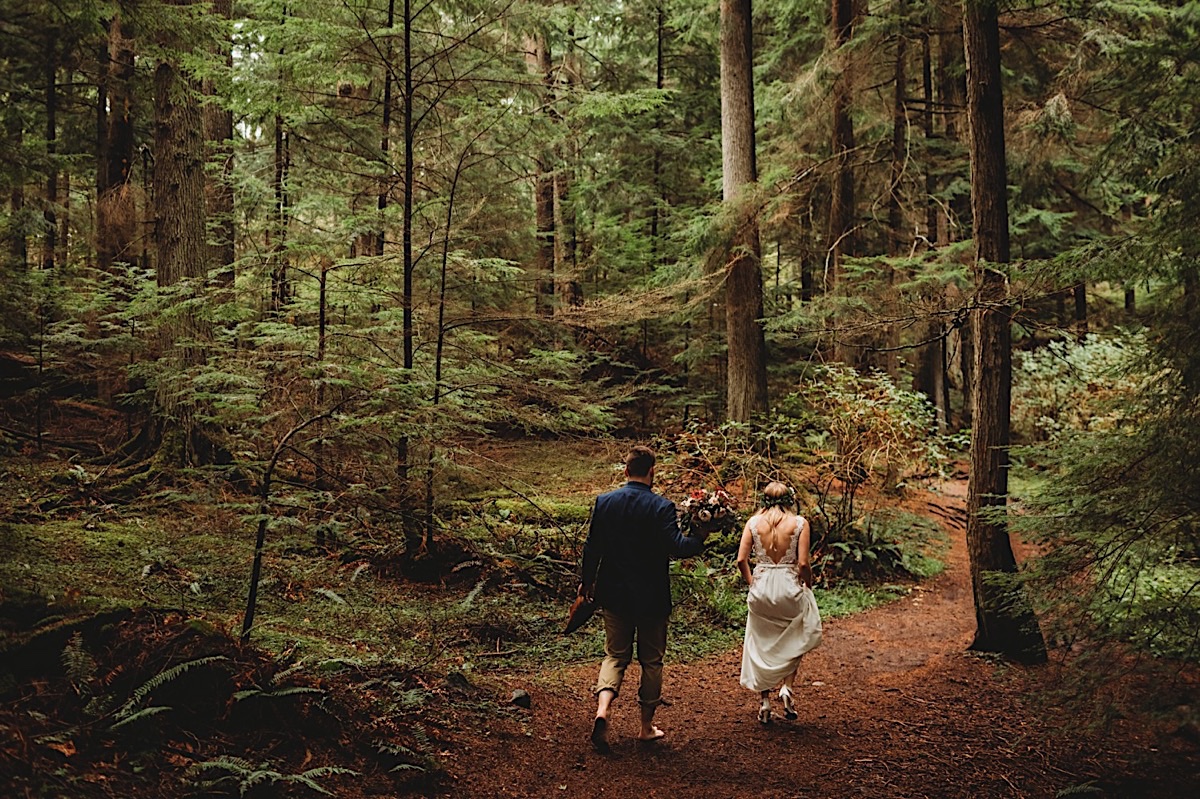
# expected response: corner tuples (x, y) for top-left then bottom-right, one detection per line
(739, 516), (823, 692)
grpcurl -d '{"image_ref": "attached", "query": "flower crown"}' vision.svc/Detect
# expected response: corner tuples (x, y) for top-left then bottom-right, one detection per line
(760, 488), (796, 510)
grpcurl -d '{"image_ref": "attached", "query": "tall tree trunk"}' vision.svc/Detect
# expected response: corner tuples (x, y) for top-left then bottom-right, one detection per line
(204, 0), (235, 285)
(313, 256), (332, 549)
(939, 11), (968, 241)
(801, 196), (816, 302)
(402, 0), (414, 371)
(527, 32), (556, 317)
(720, 0), (768, 422)
(827, 0), (856, 290)
(154, 2), (218, 466)
(828, 0), (859, 366)
(922, 22), (939, 245)
(941, 6), (971, 427)
(557, 40), (579, 310)
(270, 109), (290, 312)
(962, 0), (1045, 663)
(427, 141), (471, 551)
(42, 37), (57, 271)
(880, 11), (907, 378)
(96, 29), (108, 211)
(378, 0), (394, 262)
(98, 12), (137, 272)
(269, 4), (291, 313)
(647, 7), (665, 358)
(399, 0), (420, 560)
(58, 108), (70, 269)
(887, 12), (907, 259)
(914, 15), (948, 429)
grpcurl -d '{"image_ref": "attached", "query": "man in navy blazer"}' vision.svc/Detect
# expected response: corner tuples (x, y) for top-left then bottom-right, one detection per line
(581, 445), (708, 752)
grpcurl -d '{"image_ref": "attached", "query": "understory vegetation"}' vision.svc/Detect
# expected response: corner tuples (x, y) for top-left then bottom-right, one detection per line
(3, 0), (1200, 795)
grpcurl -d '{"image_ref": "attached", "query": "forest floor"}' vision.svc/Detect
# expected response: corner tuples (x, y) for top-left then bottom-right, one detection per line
(2, 416), (1199, 797)
(440, 478), (1200, 799)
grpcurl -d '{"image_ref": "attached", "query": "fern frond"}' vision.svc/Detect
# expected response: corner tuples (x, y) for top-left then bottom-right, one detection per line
(115, 655), (228, 721)
(61, 632), (96, 695)
(190, 755), (256, 774)
(270, 662), (307, 685)
(289, 766), (358, 795)
(457, 579), (486, 611)
(314, 587), (347, 605)
(242, 767), (281, 792)
(187, 756), (352, 796)
(109, 705), (171, 730)
(390, 762), (427, 773)
(233, 686), (324, 702)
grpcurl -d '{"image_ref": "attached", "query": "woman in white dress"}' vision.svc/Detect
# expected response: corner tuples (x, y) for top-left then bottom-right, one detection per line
(737, 482), (823, 724)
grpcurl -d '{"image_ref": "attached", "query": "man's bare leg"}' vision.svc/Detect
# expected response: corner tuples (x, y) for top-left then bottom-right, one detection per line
(638, 704), (665, 741)
(591, 689), (614, 751)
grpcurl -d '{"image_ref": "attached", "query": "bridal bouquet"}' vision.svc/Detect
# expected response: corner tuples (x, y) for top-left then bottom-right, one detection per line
(678, 488), (739, 536)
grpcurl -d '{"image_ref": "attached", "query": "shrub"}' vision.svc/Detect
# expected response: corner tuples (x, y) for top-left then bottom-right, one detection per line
(1011, 331), (1148, 442)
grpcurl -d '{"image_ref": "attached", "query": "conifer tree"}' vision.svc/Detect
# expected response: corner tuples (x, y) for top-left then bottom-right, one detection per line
(962, 0), (1045, 662)
(720, 0), (768, 421)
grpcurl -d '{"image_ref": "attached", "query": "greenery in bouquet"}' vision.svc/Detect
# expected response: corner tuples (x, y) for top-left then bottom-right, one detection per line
(678, 488), (740, 538)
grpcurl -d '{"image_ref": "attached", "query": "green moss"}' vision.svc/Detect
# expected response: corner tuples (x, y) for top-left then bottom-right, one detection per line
(491, 497), (592, 524)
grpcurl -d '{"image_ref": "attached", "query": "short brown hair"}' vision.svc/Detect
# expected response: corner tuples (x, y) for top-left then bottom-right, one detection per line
(625, 445), (656, 478)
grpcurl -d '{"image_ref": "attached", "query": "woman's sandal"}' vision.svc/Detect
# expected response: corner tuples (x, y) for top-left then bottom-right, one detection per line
(779, 685), (798, 721)
(757, 702), (772, 725)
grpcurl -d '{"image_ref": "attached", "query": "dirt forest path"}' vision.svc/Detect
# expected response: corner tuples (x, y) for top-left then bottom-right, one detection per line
(442, 481), (1192, 798)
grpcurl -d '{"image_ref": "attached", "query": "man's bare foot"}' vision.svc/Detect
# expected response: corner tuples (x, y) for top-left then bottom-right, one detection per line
(637, 725), (666, 742)
(590, 716), (610, 753)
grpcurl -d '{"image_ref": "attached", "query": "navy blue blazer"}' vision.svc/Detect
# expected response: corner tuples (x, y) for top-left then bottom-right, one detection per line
(581, 481), (705, 620)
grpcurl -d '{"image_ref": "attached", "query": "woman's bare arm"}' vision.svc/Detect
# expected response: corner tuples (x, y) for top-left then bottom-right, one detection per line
(736, 520), (755, 586)
(797, 517), (814, 588)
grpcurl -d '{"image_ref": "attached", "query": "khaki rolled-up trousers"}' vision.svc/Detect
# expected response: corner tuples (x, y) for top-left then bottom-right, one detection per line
(594, 609), (669, 708)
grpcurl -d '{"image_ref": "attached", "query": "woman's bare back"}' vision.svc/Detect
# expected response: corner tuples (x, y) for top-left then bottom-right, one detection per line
(754, 511), (800, 564)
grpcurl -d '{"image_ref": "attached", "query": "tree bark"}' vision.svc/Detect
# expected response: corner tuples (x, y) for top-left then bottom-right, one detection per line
(265, 3), (292, 313)
(913, 14), (948, 429)
(378, 0), (394, 264)
(720, 0), (768, 421)
(270, 109), (290, 312)
(880, 10), (907, 378)
(528, 32), (556, 317)
(42, 36), (57, 271)
(399, 0), (415, 374)
(922, 23), (939, 245)
(97, 13), (138, 272)
(204, 0), (235, 285)
(557, 41), (580, 311)
(399, 0), (420, 559)
(154, 1), (218, 466)
(887, 13), (907, 260)
(827, 0), (856, 289)
(939, 10), (968, 241)
(962, 0), (1045, 663)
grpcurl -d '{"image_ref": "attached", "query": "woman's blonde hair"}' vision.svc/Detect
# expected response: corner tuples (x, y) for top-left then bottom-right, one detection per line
(759, 481), (795, 531)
